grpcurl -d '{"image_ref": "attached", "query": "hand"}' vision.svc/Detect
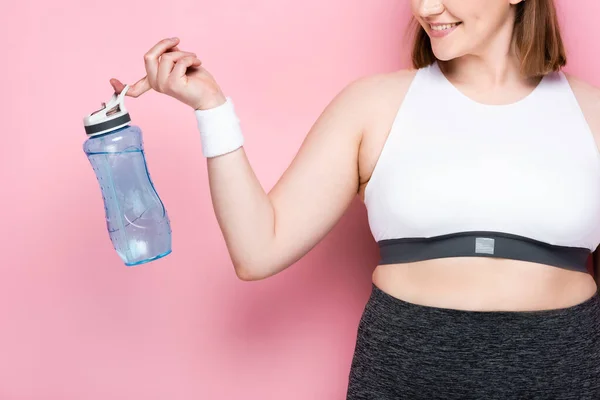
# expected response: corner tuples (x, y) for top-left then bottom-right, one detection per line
(110, 37), (227, 110)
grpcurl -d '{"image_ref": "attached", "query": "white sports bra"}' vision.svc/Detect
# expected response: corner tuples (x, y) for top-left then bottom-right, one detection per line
(364, 62), (600, 273)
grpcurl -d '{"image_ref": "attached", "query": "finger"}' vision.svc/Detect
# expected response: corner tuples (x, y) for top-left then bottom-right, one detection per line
(109, 76), (151, 98)
(127, 76), (152, 98)
(172, 56), (202, 79)
(144, 37), (180, 87)
(157, 51), (197, 88)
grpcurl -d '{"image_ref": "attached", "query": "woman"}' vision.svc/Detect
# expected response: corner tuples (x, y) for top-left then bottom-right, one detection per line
(111, 0), (600, 397)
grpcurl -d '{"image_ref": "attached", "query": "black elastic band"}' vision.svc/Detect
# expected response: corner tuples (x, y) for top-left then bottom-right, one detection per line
(378, 231), (591, 273)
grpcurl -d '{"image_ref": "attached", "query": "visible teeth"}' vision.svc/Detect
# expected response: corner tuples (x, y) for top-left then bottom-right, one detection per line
(431, 23), (459, 31)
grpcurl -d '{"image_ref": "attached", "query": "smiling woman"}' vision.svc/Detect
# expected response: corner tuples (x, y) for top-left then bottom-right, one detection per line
(105, 0), (600, 398)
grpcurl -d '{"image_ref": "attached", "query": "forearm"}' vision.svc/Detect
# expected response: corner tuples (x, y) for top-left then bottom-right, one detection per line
(206, 146), (277, 279)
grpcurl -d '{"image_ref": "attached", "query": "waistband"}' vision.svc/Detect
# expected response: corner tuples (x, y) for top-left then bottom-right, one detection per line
(368, 283), (600, 324)
(377, 231), (591, 273)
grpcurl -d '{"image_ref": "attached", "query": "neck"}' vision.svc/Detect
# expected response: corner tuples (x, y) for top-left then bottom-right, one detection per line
(438, 10), (530, 90)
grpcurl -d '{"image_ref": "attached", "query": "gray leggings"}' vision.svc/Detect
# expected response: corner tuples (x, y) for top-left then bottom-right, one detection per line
(347, 283), (600, 399)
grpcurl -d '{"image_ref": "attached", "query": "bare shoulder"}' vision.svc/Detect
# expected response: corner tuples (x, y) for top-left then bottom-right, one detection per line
(341, 68), (418, 114)
(564, 72), (600, 98)
(305, 68), (417, 149)
(564, 72), (600, 138)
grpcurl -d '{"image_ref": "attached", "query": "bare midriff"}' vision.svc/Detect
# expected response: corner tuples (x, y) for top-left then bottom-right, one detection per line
(371, 257), (597, 311)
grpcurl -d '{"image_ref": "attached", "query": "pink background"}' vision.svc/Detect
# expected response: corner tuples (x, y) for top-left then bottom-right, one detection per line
(2, 1), (600, 399)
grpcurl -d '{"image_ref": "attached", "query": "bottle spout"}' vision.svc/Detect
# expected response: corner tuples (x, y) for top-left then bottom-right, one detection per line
(83, 85), (132, 136)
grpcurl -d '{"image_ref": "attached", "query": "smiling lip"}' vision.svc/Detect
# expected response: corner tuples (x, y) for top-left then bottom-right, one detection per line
(428, 22), (462, 38)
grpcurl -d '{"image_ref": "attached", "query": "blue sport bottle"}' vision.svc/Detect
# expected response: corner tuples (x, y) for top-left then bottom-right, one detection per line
(83, 85), (172, 266)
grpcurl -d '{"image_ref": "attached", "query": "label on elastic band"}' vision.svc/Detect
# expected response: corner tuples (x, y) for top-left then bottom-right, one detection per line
(475, 237), (495, 254)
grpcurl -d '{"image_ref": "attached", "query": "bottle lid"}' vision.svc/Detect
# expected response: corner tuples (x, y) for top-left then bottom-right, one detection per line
(83, 85), (131, 136)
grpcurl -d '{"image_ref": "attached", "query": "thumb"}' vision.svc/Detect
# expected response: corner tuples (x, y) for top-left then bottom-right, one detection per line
(173, 56), (202, 79)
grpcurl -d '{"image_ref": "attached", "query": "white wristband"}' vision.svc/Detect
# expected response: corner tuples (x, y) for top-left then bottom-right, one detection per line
(195, 97), (245, 158)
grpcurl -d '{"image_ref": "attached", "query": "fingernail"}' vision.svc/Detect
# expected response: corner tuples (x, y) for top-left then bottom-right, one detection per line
(170, 37), (178, 41)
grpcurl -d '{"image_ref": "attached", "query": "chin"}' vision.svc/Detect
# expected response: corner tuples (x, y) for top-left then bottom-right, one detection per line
(430, 45), (463, 62)
(432, 53), (455, 62)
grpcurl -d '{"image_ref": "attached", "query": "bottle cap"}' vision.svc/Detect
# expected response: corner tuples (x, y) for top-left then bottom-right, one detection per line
(83, 85), (131, 136)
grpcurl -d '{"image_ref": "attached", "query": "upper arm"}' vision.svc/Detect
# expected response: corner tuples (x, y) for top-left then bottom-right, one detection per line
(566, 74), (600, 282)
(260, 75), (382, 278)
(565, 73), (600, 148)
